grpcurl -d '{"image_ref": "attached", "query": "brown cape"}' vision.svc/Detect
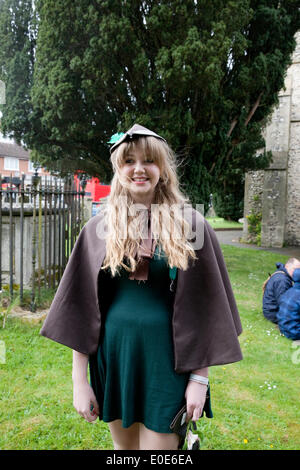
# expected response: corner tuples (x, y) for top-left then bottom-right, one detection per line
(40, 207), (243, 373)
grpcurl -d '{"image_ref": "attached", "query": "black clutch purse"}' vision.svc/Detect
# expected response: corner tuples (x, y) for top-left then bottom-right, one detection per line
(169, 404), (199, 450)
(170, 385), (213, 450)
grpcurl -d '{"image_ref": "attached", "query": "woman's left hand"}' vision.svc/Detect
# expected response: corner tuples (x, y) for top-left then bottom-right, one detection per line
(185, 380), (207, 422)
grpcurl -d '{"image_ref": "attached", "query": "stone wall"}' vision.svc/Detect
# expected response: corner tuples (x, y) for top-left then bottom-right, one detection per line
(242, 170), (264, 243)
(285, 121), (300, 245)
(261, 169), (287, 247)
(1, 212), (62, 288)
(243, 31), (300, 247)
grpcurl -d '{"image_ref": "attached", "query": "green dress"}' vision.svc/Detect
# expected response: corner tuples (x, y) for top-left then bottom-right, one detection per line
(89, 244), (212, 433)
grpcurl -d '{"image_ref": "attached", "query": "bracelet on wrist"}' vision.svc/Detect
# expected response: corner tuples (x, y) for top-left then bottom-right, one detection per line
(189, 374), (209, 386)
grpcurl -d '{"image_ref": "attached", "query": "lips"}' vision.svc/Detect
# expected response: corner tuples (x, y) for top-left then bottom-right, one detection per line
(132, 177), (149, 182)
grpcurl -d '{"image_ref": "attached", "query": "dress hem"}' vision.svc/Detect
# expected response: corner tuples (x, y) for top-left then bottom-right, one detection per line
(100, 416), (176, 434)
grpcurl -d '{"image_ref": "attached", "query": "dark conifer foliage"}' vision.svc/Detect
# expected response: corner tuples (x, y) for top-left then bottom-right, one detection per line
(0, 1), (299, 217)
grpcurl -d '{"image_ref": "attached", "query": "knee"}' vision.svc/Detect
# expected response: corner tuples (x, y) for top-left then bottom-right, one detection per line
(113, 441), (139, 450)
(108, 420), (140, 450)
(112, 434), (139, 450)
(139, 424), (179, 450)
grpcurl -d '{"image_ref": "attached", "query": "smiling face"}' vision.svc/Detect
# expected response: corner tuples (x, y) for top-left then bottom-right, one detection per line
(118, 142), (161, 207)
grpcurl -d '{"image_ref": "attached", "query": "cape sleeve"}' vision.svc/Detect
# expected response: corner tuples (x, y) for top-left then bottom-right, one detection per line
(172, 212), (243, 373)
(39, 219), (103, 355)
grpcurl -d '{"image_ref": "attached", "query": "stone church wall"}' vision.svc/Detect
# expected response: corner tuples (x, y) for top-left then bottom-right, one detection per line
(243, 31), (300, 247)
(285, 121), (300, 245)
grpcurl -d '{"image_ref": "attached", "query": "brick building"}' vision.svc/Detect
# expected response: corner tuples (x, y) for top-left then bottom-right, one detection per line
(0, 140), (51, 187)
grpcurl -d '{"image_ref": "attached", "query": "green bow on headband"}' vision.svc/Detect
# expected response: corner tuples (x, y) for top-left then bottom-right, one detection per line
(107, 132), (125, 144)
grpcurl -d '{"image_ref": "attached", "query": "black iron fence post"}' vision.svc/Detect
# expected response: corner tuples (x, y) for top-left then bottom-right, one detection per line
(53, 178), (58, 290)
(58, 179), (62, 281)
(38, 177), (43, 302)
(44, 176), (49, 290)
(9, 173), (14, 302)
(20, 173), (25, 305)
(30, 169), (40, 312)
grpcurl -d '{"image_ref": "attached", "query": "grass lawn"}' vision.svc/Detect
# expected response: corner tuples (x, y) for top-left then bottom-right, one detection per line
(206, 217), (243, 229)
(0, 245), (299, 450)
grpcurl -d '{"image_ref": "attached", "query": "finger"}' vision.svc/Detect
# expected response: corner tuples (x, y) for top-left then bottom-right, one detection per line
(87, 404), (99, 421)
(89, 404), (98, 417)
(84, 411), (95, 423)
(86, 414), (96, 423)
(91, 400), (100, 416)
(186, 406), (193, 422)
(90, 409), (98, 418)
(192, 407), (202, 422)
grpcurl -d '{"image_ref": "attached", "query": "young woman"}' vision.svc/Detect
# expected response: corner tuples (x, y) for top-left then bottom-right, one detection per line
(40, 124), (243, 450)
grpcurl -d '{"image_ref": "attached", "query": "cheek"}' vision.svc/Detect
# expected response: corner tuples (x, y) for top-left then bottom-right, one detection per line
(119, 168), (130, 179)
(151, 166), (161, 182)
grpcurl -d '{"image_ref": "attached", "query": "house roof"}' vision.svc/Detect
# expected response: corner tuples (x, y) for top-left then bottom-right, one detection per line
(0, 142), (30, 159)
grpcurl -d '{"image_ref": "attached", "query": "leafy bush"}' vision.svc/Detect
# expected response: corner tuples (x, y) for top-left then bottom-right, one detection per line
(213, 191), (244, 221)
(246, 209), (262, 246)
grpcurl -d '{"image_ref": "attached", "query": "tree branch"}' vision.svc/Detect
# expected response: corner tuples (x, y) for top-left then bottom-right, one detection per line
(227, 117), (238, 137)
(227, 91), (263, 138)
(244, 91), (263, 127)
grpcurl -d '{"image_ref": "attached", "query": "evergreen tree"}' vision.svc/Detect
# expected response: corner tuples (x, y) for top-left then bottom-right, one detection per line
(0, 0), (37, 144)
(0, 0), (299, 215)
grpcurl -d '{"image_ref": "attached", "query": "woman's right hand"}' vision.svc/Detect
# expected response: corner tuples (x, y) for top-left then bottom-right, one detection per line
(73, 381), (100, 422)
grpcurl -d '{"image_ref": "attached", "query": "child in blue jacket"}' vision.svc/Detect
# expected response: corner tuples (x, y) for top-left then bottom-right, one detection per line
(277, 268), (300, 340)
(262, 258), (300, 323)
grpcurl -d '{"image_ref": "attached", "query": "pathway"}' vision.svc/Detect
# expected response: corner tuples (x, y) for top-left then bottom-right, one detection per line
(215, 230), (300, 259)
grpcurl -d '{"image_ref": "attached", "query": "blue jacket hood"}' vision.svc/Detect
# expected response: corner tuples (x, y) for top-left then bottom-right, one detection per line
(292, 268), (300, 283)
(276, 262), (291, 278)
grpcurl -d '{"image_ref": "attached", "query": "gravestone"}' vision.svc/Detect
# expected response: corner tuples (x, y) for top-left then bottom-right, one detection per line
(205, 194), (217, 218)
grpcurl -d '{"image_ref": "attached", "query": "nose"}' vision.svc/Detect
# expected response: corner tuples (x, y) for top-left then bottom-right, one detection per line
(133, 160), (146, 173)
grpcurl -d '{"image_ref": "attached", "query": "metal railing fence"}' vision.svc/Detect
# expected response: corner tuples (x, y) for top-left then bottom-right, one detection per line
(0, 172), (86, 312)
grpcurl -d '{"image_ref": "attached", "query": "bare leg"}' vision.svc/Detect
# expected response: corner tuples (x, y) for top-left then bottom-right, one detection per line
(108, 419), (140, 450)
(139, 423), (180, 450)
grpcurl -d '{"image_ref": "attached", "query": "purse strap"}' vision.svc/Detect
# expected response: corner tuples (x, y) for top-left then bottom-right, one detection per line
(169, 266), (177, 292)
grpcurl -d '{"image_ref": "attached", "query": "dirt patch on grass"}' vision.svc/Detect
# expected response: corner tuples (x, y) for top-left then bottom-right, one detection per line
(9, 306), (49, 324)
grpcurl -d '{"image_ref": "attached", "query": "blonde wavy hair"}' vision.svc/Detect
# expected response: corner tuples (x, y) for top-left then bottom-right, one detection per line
(101, 135), (197, 276)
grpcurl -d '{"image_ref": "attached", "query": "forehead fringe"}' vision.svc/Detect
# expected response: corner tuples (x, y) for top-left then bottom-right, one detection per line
(113, 137), (166, 170)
